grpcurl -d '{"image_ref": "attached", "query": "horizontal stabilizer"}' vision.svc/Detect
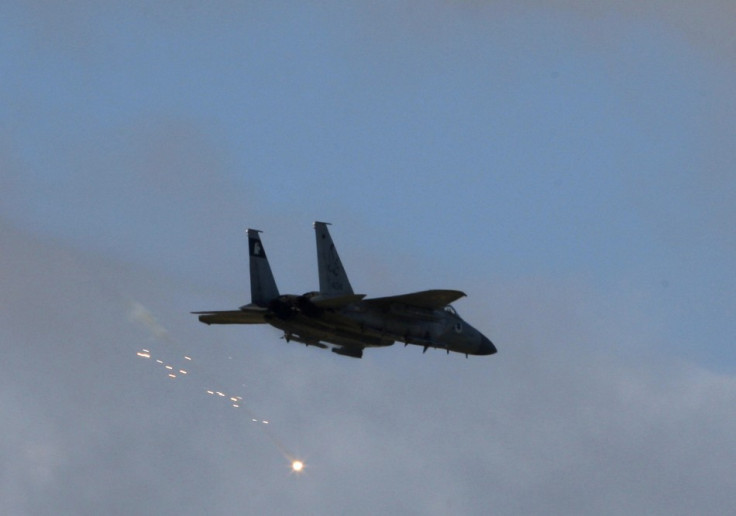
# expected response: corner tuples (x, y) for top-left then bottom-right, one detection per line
(365, 289), (466, 310)
(310, 293), (366, 308)
(192, 306), (268, 325)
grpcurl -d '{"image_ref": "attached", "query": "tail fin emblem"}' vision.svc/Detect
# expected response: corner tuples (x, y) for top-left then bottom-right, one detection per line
(249, 238), (265, 258)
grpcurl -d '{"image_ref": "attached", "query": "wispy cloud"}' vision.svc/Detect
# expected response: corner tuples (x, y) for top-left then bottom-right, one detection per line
(2, 213), (736, 514)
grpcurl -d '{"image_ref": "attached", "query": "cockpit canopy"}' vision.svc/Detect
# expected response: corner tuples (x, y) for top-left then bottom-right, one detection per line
(443, 305), (459, 317)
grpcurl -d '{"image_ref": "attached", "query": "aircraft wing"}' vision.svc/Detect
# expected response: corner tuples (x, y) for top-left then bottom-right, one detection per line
(310, 293), (366, 308)
(364, 289), (466, 310)
(192, 306), (268, 325)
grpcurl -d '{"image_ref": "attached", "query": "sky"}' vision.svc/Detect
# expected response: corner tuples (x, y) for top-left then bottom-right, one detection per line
(2, 1), (736, 514)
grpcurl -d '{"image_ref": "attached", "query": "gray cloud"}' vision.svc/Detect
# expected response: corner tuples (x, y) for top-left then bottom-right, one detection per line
(2, 220), (736, 515)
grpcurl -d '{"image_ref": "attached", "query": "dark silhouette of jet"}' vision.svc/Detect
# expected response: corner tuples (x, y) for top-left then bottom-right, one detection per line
(194, 223), (496, 359)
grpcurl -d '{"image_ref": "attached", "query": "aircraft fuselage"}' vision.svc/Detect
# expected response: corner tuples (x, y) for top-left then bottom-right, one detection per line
(261, 292), (495, 357)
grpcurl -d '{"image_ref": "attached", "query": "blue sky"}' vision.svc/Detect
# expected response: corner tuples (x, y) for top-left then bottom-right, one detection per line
(2, 2), (736, 514)
(4, 1), (733, 367)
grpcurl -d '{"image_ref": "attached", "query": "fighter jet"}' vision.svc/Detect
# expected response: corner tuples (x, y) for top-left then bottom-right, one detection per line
(193, 223), (496, 359)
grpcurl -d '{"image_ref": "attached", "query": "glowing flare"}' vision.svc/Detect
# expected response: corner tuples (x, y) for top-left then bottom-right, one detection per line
(291, 460), (304, 473)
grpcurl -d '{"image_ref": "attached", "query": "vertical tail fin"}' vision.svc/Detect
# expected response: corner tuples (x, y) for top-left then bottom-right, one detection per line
(314, 222), (354, 296)
(247, 229), (279, 306)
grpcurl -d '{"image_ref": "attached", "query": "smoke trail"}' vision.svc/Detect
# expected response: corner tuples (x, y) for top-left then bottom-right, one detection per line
(129, 301), (171, 341)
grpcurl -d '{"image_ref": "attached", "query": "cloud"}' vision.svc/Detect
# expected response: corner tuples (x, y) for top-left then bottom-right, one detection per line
(2, 220), (736, 515)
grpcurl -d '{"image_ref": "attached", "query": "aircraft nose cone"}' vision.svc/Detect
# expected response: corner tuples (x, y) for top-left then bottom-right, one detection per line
(479, 335), (497, 355)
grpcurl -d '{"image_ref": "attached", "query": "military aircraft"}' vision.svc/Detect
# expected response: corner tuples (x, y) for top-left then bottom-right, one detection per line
(193, 222), (496, 359)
